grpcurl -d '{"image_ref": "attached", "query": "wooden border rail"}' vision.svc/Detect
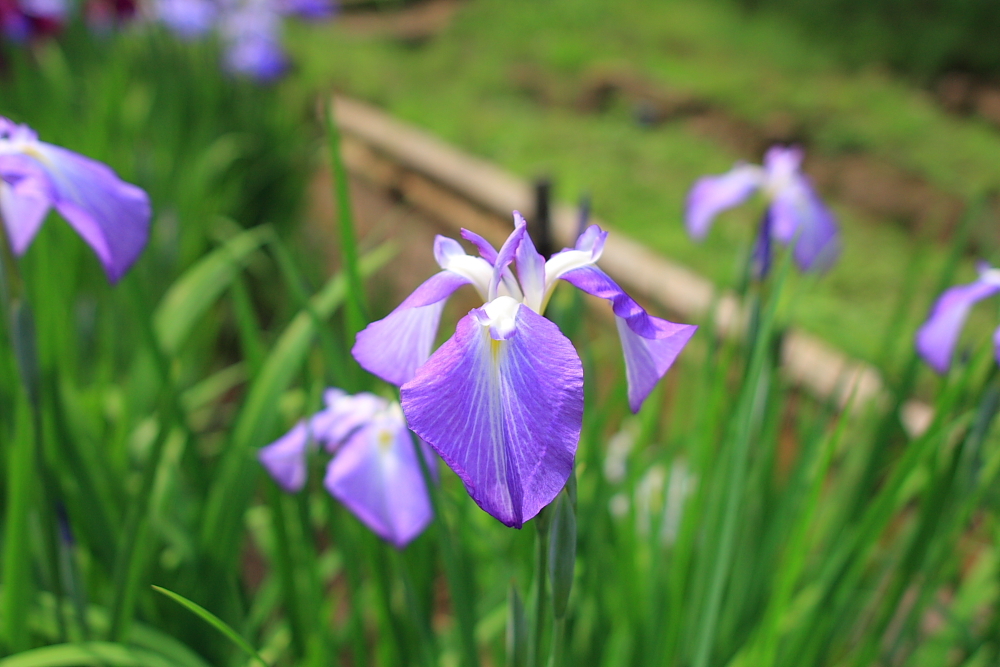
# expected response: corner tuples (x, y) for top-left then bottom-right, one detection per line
(331, 96), (933, 436)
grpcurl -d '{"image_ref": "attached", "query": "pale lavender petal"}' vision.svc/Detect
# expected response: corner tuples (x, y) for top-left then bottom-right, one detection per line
(434, 234), (493, 299)
(157, 0), (217, 38)
(513, 211), (546, 312)
(615, 318), (697, 413)
(310, 391), (388, 451)
(353, 270), (470, 386)
(278, 0), (335, 19)
(259, 421), (310, 492)
(401, 304), (583, 528)
(31, 143), (151, 282)
(224, 35), (288, 81)
(0, 165), (51, 254)
(324, 415), (435, 548)
(489, 223), (526, 301)
(768, 175), (839, 272)
(916, 278), (1000, 374)
(763, 145), (804, 186)
(560, 265), (696, 411)
(459, 229), (498, 263)
(750, 209), (773, 279)
(541, 225), (609, 303)
(994, 325), (1000, 370)
(685, 164), (763, 240)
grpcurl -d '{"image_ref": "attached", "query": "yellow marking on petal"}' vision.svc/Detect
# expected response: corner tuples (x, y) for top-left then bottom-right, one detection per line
(377, 429), (394, 453)
(490, 337), (503, 363)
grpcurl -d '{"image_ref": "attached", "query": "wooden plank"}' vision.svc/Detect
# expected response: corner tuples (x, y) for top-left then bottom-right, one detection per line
(334, 96), (932, 435)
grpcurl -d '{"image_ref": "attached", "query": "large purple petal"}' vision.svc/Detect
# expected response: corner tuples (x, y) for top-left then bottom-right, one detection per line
(685, 165), (763, 240)
(916, 278), (1000, 374)
(353, 270), (470, 386)
(401, 304), (583, 528)
(324, 415), (435, 548)
(31, 143), (151, 282)
(560, 265), (697, 412)
(259, 421), (310, 492)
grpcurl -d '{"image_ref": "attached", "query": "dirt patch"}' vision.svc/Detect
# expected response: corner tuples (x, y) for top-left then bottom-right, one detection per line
(337, 0), (464, 44)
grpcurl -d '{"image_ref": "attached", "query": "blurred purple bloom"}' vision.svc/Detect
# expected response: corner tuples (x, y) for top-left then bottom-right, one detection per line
(157, 0), (217, 38)
(916, 264), (1000, 375)
(277, 0), (335, 19)
(258, 389), (436, 548)
(220, 0), (287, 80)
(354, 213), (697, 527)
(0, 118), (151, 282)
(685, 146), (840, 273)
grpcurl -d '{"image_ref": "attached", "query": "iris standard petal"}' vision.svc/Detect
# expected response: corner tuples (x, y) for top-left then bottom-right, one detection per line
(324, 418), (435, 548)
(512, 211), (547, 313)
(31, 143), (151, 282)
(916, 278), (1000, 374)
(259, 421), (311, 492)
(685, 164), (763, 240)
(560, 265), (696, 412)
(401, 303), (583, 528)
(353, 270), (470, 386)
(434, 234), (493, 299)
(489, 223), (526, 301)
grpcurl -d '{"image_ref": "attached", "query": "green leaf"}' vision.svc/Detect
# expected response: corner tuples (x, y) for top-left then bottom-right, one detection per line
(199, 244), (395, 562)
(152, 586), (268, 667)
(0, 642), (179, 667)
(154, 226), (271, 355)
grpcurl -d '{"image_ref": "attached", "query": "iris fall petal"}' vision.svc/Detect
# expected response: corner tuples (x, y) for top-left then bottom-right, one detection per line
(401, 302), (583, 528)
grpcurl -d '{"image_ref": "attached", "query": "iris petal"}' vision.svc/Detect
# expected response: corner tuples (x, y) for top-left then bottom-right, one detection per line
(434, 235), (493, 299)
(401, 304), (583, 528)
(560, 265), (696, 412)
(353, 270), (470, 386)
(324, 417), (435, 549)
(916, 277), (1000, 374)
(513, 212), (547, 312)
(0, 169), (51, 254)
(311, 391), (388, 451)
(258, 421), (311, 492)
(685, 164), (763, 240)
(768, 175), (839, 272)
(33, 143), (151, 283)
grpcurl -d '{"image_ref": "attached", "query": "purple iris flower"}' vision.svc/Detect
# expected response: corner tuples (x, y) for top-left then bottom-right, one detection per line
(156, 0), (218, 38)
(219, 0), (287, 80)
(259, 389), (436, 548)
(0, 118), (151, 282)
(353, 213), (697, 528)
(916, 264), (1000, 375)
(685, 146), (840, 273)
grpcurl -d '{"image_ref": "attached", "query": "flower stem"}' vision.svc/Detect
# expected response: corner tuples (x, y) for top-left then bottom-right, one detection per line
(530, 508), (551, 667)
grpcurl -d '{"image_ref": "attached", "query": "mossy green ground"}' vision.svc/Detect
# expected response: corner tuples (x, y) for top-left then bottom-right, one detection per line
(289, 0), (1000, 367)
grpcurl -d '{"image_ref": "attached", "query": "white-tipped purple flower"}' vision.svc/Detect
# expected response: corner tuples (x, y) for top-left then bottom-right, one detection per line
(353, 213), (697, 528)
(685, 146), (840, 274)
(916, 264), (1000, 375)
(258, 389), (436, 549)
(0, 118), (151, 282)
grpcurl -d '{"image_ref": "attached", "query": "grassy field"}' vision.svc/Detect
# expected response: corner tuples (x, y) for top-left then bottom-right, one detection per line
(287, 0), (1000, 369)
